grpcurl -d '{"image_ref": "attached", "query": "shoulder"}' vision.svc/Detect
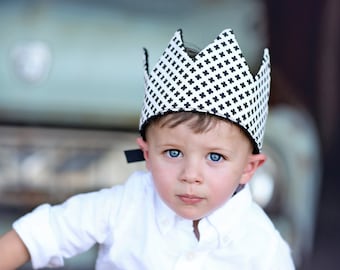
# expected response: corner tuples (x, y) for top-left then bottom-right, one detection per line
(235, 197), (294, 268)
(123, 170), (153, 189)
(78, 170), (154, 219)
(107, 170), (155, 216)
(230, 188), (281, 244)
(66, 170), (152, 205)
(117, 170), (153, 199)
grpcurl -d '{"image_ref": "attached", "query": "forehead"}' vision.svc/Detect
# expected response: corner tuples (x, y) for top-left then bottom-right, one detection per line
(150, 112), (238, 132)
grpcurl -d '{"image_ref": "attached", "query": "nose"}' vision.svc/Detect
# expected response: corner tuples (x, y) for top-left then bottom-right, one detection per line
(180, 158), (203, 184)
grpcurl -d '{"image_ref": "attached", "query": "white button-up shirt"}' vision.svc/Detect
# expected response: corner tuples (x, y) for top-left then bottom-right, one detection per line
(14, 171), (295, 269)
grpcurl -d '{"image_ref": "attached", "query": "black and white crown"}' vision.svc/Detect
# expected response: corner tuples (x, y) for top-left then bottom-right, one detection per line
(140, 28), (271, 152)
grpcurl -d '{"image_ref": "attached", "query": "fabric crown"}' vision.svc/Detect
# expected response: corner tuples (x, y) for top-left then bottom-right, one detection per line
(139, 28), (271, 153)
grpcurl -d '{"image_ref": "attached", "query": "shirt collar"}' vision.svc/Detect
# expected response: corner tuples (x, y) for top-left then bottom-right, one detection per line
(205, 185), (253, 244)
(153, 182), (178, 235)
(153, 182), (195, 235)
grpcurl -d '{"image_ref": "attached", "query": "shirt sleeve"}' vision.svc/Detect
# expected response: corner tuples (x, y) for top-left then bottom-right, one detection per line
(13, 185), (123, 269)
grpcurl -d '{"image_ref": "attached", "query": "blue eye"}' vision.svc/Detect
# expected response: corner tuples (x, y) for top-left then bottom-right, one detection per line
(208, 153), (223, 162)
(166, 149), (182, 158)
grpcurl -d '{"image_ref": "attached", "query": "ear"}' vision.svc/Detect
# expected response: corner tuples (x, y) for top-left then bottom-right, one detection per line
(240, 153), (267, 184)
(136, 137), (151, 169)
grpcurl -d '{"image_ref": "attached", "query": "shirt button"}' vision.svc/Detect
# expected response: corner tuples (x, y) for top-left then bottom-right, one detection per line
(186, 252), (195, 261)
(161, 219), (169, 226)
(223, 236), (229, 244)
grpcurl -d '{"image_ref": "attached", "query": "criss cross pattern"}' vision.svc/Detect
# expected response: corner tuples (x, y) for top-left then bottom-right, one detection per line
(140, 28), (271, 152)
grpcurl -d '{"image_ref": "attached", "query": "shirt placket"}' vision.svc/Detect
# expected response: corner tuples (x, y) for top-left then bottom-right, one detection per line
(173, 219), (218, 270)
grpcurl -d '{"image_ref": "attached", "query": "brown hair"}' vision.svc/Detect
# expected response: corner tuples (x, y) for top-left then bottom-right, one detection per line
(156, 111), (220, 132)
(141, 111), (257, 153)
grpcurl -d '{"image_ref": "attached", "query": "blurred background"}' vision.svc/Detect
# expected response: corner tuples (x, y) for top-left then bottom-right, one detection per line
(0, 0), (338, 269)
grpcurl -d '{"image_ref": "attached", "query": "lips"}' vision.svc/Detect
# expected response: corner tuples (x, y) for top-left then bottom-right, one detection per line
(178, 194), (204, 204)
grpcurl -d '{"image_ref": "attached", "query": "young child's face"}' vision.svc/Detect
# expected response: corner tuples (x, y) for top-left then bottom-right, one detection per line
(137, 118), (265, 221)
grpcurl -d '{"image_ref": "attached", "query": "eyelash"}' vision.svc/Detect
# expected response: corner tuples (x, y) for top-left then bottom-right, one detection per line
(208, 152), (224, 162)
(165, 150), (225, 162)
(166, 149), (182, 158)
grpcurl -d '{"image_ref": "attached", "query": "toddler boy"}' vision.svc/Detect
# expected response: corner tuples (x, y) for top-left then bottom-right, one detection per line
(0, 28), (295, 269)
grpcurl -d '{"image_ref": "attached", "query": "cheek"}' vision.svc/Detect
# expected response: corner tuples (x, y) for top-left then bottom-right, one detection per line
(150, 159), (179, 193)
(151, 171), (175, 205)
(148, 154), (176, 174)
(207, 168), (244, 199)
(209, 180), (238, 203)
(150, 159), (171, 185)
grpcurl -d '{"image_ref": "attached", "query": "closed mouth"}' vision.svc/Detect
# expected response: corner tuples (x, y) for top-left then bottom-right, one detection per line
(177, 194), (204, 204)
